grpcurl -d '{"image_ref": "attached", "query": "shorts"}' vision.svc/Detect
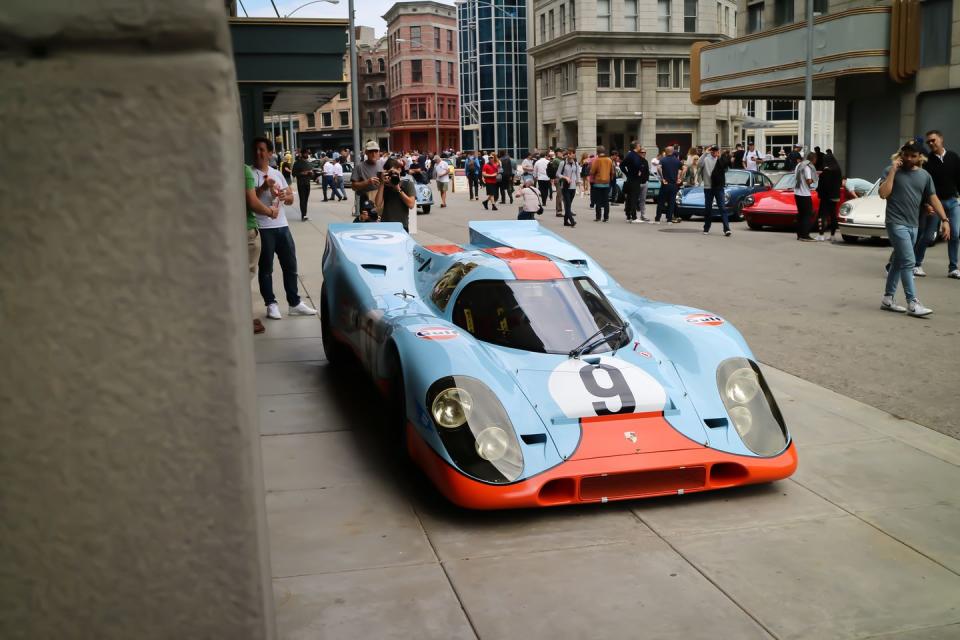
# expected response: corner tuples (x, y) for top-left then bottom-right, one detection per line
(437, 181), (449, 193)
(485, 183), (499, 197)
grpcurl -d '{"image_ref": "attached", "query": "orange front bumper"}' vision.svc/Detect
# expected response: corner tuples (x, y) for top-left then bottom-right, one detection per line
(406, 414), (798, 510)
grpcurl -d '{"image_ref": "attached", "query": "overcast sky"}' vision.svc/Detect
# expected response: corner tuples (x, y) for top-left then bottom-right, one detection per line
(239, 0), (455, 36)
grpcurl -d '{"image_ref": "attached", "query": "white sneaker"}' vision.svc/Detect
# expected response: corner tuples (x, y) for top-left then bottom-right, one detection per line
(948, 269), (960, 279)
(266, 303), (282, 319)
(880, 296), (906, 313)
(907, 299), (933, 317)
(913, 266), (927, 277)
(817, 235), (825, 242)
(289, 301), (317, 316)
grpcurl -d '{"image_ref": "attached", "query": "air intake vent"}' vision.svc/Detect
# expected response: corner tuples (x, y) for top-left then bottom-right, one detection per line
(704, 418), (728, 429)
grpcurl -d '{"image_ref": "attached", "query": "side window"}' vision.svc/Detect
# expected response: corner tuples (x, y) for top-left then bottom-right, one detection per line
(431, 262), (478, 311)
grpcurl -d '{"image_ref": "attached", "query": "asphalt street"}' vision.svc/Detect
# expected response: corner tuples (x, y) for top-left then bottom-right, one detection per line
(412, 186), (959, 439)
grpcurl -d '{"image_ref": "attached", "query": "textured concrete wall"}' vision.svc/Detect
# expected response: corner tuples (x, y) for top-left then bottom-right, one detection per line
(0, 2), (274, 638)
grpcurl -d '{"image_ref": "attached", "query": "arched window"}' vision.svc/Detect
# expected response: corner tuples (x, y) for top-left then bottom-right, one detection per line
(366, 85), (373, 100)
(378, 58), (385, 72)
(367, 112), (374, 127)
(379, 110), (388, 127)
(365, 59), (373, 74)
(378, 84), (387, 100)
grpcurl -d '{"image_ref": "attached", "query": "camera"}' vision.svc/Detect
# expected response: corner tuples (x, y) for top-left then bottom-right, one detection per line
(389, 173), (401, 186)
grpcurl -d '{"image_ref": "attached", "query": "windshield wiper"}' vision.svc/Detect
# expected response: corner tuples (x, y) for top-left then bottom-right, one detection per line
(568, 323), (627, 359)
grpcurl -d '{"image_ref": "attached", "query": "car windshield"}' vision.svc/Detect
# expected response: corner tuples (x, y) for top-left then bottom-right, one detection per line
(451, 277), (629, 354)
(726, 171), (752, 186)
(762, 160), (786, 170)
(774, 173), (819, 190)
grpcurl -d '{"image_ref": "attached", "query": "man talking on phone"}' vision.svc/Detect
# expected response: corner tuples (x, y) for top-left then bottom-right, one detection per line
(879, 142), (950, 317)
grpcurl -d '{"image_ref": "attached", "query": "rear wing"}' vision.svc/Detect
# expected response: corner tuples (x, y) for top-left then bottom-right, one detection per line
(467, 221), (616, 288)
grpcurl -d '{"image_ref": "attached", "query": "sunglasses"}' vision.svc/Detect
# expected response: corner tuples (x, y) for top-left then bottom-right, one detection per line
(926, 139), (937, 145)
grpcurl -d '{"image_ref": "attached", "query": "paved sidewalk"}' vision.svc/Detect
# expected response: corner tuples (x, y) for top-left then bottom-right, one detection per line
(254, 195), (960, 640)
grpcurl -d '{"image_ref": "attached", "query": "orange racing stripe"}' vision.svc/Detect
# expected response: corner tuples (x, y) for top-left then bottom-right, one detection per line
(482, 247), (563, 280)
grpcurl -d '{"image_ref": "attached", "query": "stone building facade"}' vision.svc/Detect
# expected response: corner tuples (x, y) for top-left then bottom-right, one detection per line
(529, 0), (743, 156)
(358, 34), (391, 151)
(384, 1), (460, 153)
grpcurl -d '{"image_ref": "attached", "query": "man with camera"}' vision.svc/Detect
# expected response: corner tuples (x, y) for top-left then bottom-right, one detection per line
(351, 141), (386, 217)
(374, 158), (416, 232)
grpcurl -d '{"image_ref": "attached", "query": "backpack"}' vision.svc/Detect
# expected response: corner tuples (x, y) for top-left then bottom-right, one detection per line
(547, 160), (559, 179)
(580, 162), (590, 178)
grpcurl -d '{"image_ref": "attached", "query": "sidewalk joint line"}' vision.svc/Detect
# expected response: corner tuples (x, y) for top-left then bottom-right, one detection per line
(273, 559), (437, 580)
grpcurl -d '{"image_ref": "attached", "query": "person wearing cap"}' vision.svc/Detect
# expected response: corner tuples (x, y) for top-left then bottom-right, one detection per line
(879, 141), (950, 317)
(350, 141), (386, 215)
(408, 162), (429, 185)
(785, 144), (803, 171)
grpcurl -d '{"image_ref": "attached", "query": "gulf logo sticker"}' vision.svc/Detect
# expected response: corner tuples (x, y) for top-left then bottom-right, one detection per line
(415, 326), (459, 341)
(685, 313), (724, 326)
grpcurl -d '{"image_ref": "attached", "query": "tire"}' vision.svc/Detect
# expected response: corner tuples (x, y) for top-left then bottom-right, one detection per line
(320, 283), (350, 366)
(679, 211), (693, 221)
(731, 202), (744, 222)
(419, 205), (431, 215)
(383, 345), (410, 450)
(747, 221), (763, 230)
(841, 234), (859, 244)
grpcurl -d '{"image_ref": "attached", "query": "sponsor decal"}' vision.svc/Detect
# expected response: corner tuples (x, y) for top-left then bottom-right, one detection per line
(685, 313), (724, 326)
(624, 431), (638, 443)
(547, 356), (667, 418)
(415, 326), (459, 341)
(637, 351), (653, 359)
(344, 231), (405, 244)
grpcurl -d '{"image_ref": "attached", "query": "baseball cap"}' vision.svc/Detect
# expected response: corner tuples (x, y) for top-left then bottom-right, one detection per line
(364, 141), (380, 152)
(900, 141), (923, 154)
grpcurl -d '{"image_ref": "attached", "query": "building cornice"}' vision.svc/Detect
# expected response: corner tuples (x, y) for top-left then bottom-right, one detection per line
(528, 31), (728, 58)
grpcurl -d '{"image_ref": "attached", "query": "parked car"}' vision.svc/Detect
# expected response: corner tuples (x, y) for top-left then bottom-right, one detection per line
(741, 173), (821, 231)
(675, 170), (774, 220)
(837, 180), (887, 243)
(758, 158), (790, 184)
(612, 175), (663, 205)
(320, 220), (797, 509)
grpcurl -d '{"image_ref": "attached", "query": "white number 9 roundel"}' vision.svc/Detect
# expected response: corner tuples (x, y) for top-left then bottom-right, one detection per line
(548, 356), (667, 418)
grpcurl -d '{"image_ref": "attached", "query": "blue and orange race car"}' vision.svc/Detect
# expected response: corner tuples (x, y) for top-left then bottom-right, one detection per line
(320, 221), (796, 509)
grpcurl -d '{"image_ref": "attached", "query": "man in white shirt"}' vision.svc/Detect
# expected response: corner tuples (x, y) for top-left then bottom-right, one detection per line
(331, 158), (346, 202)
(793, 152), (817, 241)
(251, 137), (317, 320)
(744, 142), (762, 172)
(534, 153), (551, 203)
(434, 154), (451, 208)
(322, 157), (336, 201)
(521, 152), (535, 177)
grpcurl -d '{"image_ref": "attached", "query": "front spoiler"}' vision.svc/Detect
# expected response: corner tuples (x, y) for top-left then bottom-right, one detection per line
(406, 419), (798, 510)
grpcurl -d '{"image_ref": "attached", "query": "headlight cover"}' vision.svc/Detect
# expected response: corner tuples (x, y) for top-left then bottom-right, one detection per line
(675, 192), (683, 205)
(426, 376), (523, 483)
(715, 358), (788, 456)
(743, 195), (754, 207)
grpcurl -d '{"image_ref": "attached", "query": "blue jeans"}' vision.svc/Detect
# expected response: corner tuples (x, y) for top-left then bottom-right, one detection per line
(258, 226), (301, 307)
(702, 188), (729, 232)
(885, 223), (918, 301)
(917, 197), (960, 271)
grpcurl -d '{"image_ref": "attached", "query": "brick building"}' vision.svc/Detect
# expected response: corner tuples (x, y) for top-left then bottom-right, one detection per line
(384, 1), (460, 153)
(358, 34), (390, 151)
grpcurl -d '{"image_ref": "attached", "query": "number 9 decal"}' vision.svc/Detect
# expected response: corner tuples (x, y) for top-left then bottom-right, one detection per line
(548, 356), (667, 418)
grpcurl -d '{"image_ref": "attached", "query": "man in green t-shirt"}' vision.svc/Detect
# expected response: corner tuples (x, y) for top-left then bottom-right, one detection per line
(244, 164), (279, 333)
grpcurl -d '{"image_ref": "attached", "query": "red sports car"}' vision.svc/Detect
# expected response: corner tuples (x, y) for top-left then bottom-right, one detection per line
(741, 173), (821, 230)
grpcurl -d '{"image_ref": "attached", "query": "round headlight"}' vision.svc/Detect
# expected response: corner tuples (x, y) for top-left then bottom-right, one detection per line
(474, 426), (510, 461)
(743, 195), (754, 207)
(729, 405), (753, 437)
(725, 367), (760, 405)
(839, 203), (852, 215)
(431, 387), (473, 429)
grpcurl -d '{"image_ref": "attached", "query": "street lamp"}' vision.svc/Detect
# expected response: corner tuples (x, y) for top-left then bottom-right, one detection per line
(276, 0), (339, 19)
(396, 39), (443, 155)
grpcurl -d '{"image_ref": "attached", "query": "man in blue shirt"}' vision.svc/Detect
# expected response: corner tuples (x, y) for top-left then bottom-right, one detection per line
(655, 145), (683, 223)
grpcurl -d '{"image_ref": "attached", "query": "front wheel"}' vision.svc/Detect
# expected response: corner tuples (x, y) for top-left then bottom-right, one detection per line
(419, 205), (431, 215)
(320, 283), (351, 367)
(747, 221), (763, 230)
(841, 234), (859, 244)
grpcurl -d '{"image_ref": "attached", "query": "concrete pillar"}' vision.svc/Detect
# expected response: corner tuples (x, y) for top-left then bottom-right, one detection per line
(576, 58), (598, 156)
(640, 59), (659, 152)
(0, 2), (275, 639)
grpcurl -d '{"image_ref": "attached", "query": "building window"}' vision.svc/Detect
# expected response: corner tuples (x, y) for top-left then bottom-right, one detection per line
(717, 1), (722, 31)
(920, 0), (952, 67)
(623, 59), (638, 88)
(448, 61), (455, 85)
(410, 25), (421, 46)
(366, 85), (373, 100)
(683, 0), (697, 32)
(570, 0), (576, 29)
(656, 58), (689, 89)
(378, 58), (385, 72)
(409, 97), (427, 120)
(436, 59), (442, 84)
(447, 29), (454, 51)
(598, 59), (611, 88)
(380, 110), (388, 126)
(434, 26), (441, 49)
(725, 6), (731, 34)
(774, 0), (794, 26)
(560, 5), (567, 33)
(540, 13), (546, 43)
(339, 88), (347, 99)
(321, 112), (332, 128)
(365, 59), (373, 74)
(307, 113), (315, 128)
(597, 0), (611, 30)
(626, 0), (638, 30)
(747, 2), (763, 33)
(542, 72), (554, 97)
(367, 111), (374, 127)
(745, 99), (756, 117)
(339, 110), (349, 127)
(549, 10), (555, 39)
(767, 99), (799, 120)
(411, 59), (422, 82)
(658, 0), (671, 31)
(379, 84), (386, 99)
(813, 0), (828, 14)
